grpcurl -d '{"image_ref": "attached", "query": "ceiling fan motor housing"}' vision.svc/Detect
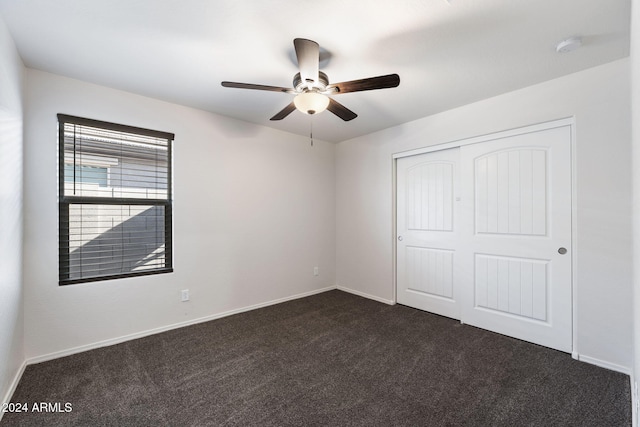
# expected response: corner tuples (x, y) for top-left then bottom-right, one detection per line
(293, 71), (330, 93)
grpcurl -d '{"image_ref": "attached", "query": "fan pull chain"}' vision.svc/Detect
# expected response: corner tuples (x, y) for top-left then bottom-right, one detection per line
(309, 117), (314, 147)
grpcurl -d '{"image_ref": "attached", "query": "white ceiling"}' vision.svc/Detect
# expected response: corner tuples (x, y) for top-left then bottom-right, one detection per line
(0, 0), (630, 142)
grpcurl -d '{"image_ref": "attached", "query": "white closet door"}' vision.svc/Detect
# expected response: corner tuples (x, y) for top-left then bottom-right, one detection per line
(396, 124), (573, 353)
(459, 125), (572, 352)
(396, 148), (461, 319)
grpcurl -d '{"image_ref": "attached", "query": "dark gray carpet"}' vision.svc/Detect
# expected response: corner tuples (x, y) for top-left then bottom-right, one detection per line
(1, 290), (631, 426)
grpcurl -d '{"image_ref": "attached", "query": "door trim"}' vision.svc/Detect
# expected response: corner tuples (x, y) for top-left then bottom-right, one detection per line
(392, 117), (576, 355)
(393, 117), (574, 160)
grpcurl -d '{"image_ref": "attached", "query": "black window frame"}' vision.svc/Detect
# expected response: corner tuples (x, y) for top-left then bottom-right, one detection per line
(58, 114), (174, 285)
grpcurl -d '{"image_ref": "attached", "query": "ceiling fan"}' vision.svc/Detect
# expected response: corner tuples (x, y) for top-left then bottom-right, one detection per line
(221, 38), (400, 122)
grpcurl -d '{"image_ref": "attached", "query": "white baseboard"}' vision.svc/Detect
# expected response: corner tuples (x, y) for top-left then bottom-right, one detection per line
(577, 354), (632, 376)
(0, 359), (28, 422)
(336, 285), (394, 305)
(27, 286), (337, 365)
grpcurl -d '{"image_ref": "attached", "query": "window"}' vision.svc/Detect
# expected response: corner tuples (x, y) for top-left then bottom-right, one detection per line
(64, 164), (108, 187)
(58, 114), (174, 285)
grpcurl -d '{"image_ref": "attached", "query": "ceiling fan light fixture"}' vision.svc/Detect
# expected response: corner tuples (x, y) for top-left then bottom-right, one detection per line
(294, 92), (329, 115)
(222, 39), (399, 122)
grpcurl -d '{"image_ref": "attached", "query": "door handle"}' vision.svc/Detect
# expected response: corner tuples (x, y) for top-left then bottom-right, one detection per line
(398, 236), (403, 241)
(558, 247), (567, 255)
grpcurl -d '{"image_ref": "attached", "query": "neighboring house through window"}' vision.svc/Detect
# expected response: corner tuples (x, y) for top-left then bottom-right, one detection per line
(64, 164), (108, 187)
(58, 114), (174, 285)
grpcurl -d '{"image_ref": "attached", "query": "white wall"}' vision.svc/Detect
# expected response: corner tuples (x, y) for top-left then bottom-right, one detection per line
(23, 69), (336, 360)
(336, 58), (633, 372)
(631, 0), (640, 423)
(0, 15), (24, 406)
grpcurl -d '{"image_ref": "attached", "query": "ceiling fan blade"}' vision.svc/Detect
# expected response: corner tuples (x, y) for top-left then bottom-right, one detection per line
(327, 98), (357, 121)
(221, 81), (292, 93)
(294, 38), (320, 86)
(329, 74), (400, 94)
(270, 102), (297, 121)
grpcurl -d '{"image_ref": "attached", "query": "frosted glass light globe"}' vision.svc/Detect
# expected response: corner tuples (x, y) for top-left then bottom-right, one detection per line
(294, 92), (330, 115)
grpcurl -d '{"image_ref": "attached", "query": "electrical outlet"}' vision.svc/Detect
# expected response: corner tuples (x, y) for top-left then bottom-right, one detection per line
(181, 289), (189, 302)
(313, 266), (319, 276)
